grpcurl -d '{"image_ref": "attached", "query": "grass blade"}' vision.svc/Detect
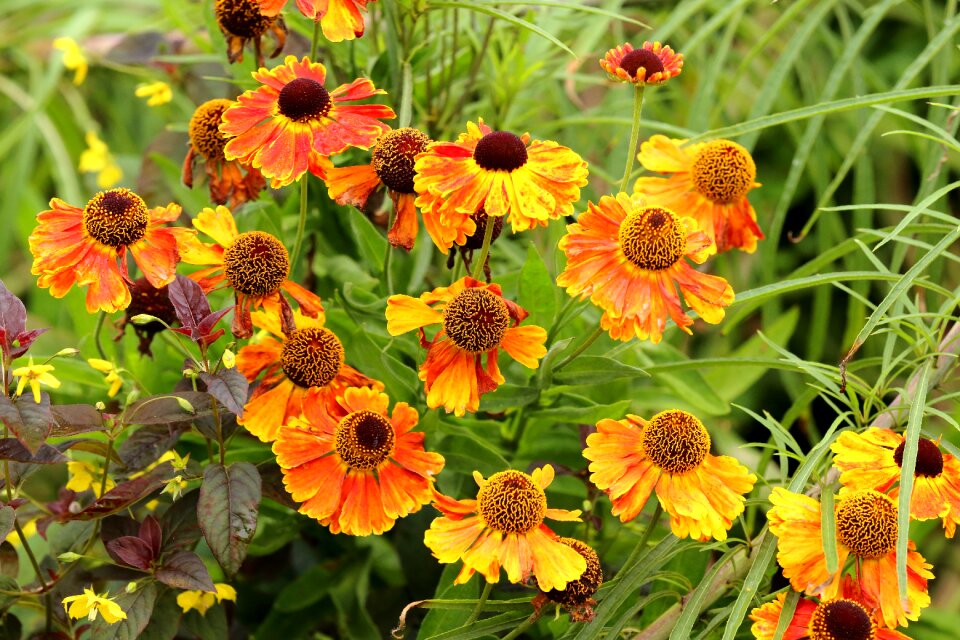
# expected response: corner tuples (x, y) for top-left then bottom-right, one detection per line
(897, 361), (931, 601)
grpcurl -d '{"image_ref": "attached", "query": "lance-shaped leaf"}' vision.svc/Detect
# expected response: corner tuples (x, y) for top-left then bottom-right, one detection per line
(160, 490), (202, 554)
(105, 516), (164, 571)
(0, 507), (14, 542)
(72, 464), (173, 520)
(118, 422), (190, 471)
(0, 393), (55, 454)
(198, 369), (248, 417)
(89, 581), (158, 640)
(0, 279), (48, 360)
(155, 550), (215, 592)
(198, 463), (260, 576)
(0, 438), (68, 464)
(122, 392), (213, 426)
(167, 276), (231, 346)
(51, 404), (105, 437)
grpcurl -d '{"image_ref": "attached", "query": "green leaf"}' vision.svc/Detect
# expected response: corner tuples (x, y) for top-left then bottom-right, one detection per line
(820, 488), (838, 574)
(181, 605), (228, 640)
(669, 548), (744, 640)
(479, 384), (539, 413)
(518, 242), (557, 326)
(345, 206), (388, 272)
(897, 361), (931, 601)
(772, 590), (800, 640)
(90, 582), (158, 640)
(430, 1), (575, 56)
(0, 576), (18, 611)
(138, 588), (182, 640)
(198, 462), (261, 576)
(636, 343), (729, 416)
(527, 400), (630, 425)
(275, 564), (333, 613)
(418, 564), (480, 638)
(0, 508), (13, 542)
(552, 356), (648, 386)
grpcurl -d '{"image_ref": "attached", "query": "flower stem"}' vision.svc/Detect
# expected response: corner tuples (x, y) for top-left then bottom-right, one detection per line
(618, 503), (664, 576)
(552, 325), (605, 372)
(619, 85), (646, 194)
(399, 60), (413, 128)
(93, 311), (107, 360)
(98, 437), (114, 498)
(382, 235), (395, 295)
(465, 582), (493, 625)
(470, 219), (496, 281)
(502, 608), (543, 640)
(310, 20), (321, 60)
(291, 175), (309, 270)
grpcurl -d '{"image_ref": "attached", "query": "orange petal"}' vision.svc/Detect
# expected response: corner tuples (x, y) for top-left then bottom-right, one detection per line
(385, 295), (443, 335)
(637, 135), (692, 174)
(527, 526), (588, 592)
(499, 325), (547, 368)
(424, 515), (486, 563)
(193, 206), (238, 247)
(387, 191), (418, 251)
(325, 163), (381, 207)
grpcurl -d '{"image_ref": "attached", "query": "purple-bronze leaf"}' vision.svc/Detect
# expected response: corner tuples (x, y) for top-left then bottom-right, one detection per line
(140, 515), (163, 559)
(106, 536), (155, 570)
(155, 550), (215, 592)
(198, 462), (260, 576)
(0, 393), (55, 454)
(198, 369), (248, 417)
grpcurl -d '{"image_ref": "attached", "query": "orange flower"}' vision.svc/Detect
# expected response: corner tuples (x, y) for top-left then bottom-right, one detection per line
(633, 136), (763, 253)
(257, 0), (377, 42)
(413, 118), (588, 234)
(273, 386), (444, 535)
(600, 42), (683, 86)
(173, 205), (322, 338)
(385, 277), (547, 416)
(750, 577), (910, 640)
(220, 55), (395, 188)
(767, 487), (933, 628)
(182, 99), (266, 208)
(215, 0), (287, 66)
(324, 127), (436, 251)
(29, 189), (181, 313)
(831, 428), (960, 538)
(423, 465), (586, 591)
(583, 410), (756, 541)
(236, 308), (381, 442)
(556, 193), (733, 343)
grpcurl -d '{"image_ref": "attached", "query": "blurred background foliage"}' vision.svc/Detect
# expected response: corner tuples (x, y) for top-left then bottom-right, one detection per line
(1, 0), (959, 637)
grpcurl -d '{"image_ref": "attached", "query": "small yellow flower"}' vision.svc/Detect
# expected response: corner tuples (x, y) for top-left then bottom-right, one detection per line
(6, 519), (36, 546)
(62, 587), (127, 624)
(87, 358), (124, 397)
(135, 81), (172, 107)
(52, 37), (88, 85)
(222, 348), (236, 369)
(66, 460), (115, 497)
(79, 132), (123, 188)
(162, 475), (189, 501)
(176, 583), (236, 615)
(11, 358), (60, 403)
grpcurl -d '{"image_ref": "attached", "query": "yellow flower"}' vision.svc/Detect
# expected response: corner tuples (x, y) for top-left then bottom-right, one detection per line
(135, 81), (172, 107)
(52, 37), (88, 85)
(11, 358), (60, 403)
(176, 583), (236, 615)
(222, 348), (236, 369)
(62, 587), (127, 624)
(87, 358), (124, 398)
(66, 460), (115, 497)
(79, 132), (123, 188)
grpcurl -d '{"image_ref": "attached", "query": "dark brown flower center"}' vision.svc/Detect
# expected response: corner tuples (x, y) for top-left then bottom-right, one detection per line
(83, 188), (149, 248)
(809, 599), (875, 640)
(462, 209), (504, 250)
(618, 206), (686, 271)
(277, 78), (331, 122)
(477, 470), (546, 534)
(834, 490), (897, 560)
(189, 99), (232, 160)
(690, 140), (756, 204)
(545, 537), (603, 606)
(442, 288), (510, 353)
(893, 437), (945, 477)
(222, 231), (290, 296)
(641, 409), (710, 474)
(280, 327), (344, 388)
(473, 131), (528, 172)
(619, 48), (665, 79)
(215, 0), (274, 38)
(334, 410), (395, 469)
(372, 127), (431, 193)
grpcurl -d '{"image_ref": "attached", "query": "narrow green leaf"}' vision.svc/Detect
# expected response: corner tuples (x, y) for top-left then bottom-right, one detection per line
(345, 206), (388, 272)
(897, 361), (931, 601)
(872, 180), (960, 250)
(552, 355), (648, 386)
(430, 1), (575, 56)
(772, 589), (800, 640)
(820, 488), (838, 574)
(669, 548), (743, 640)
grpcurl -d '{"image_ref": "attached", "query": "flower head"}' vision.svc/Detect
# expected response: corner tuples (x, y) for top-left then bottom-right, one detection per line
(220, 55), (395, 188)
(12, 358), (60, 403)
(424, 465), (586, 591)
(79, 131), (122, 188)
(62, 587), (127, 624)
(767, 487), (933, 628)
(235, 308), (380, 442)
(173, 205), (322, 337)
(386, 277), (547, 416)
(583, 410), (756, 541)
(831, 428), (960, 538)
(273, 386), (444, 535)
(542, 537), (603, 622)
(29, 188), (182, 313)
(257, 0), (377, 42)
(600, 42), (683, 87)
(557, 193), (734, 343)
(87, 358), (124, 397)
(66, 460), (115, 497)
(634, 136), (763, 253)
(215, 0), (287, 65)
(414, 118), (588, 235)
(176, 583), (236, 615)
(135, 81), (172, 107)
(53, 37), (88, 84)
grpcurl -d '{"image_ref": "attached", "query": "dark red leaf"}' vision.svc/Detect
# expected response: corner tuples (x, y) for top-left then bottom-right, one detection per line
(106, 536), (155, 570)
(155, 550), (215, 592)
(117, 422), (190, 471)
(198, 463), (260, 576)
(198, 369), (248, 417)
(0, 393), (55, 454)
(0, 279), (47, 360)
(167, 275), (211, 333)
(50, 404), (105, 437)
(71, 464), (173, 520)
(159, 490), (202, 554)
(140, 516), (163, 559)
(0, 541), (18, 579)
(122, 392), (213, 426)
(0, 438), (68, 464)
(0, 507), (13, 541)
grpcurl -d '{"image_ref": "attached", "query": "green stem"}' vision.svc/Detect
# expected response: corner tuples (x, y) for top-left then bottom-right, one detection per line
(501, 608), (543, 640)
(14, 520), (47, 590)
(98, 438), (114, 498)
(291, 175), (309, 270)
(465, 582), (493, 625)
(93, 311), (107, 360)
(618, 503), (664, 575)
(552, 325), (605, 372)
(310, 20), (321, 60)
(212, 399), (225, 466)
(619, 85), (646, 194)
(382, 232), (395, 295)
(470, 219), (496, 280)
(399, 60), (413, 128)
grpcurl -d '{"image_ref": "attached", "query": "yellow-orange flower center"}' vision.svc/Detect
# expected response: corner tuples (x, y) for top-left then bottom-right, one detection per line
(619, 48), (664, 79)
(834, 490), (897, 559)
(618, 206), (686, 271)
(545, 537), (603, 606)
(280, 327), (344, 388)
(372, 127), (431, 194)
(223, 231), (290, 296)
(690, 140), (756, 204)
(477, 470), (546, 534)
(215, 0), (274, 38)
(334, 410), (395, 469)
(809, 599), (876, 640)
(893, 437), (944, 477)
(442, 288), (510, 353)
(189, 99), (232, 161)
(83, 188), (149, 248)
(473, 131), (528, 172)
(463, 209), (504, 250)
(641, 409), (710, 474)
(277, 78), (331, 122)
